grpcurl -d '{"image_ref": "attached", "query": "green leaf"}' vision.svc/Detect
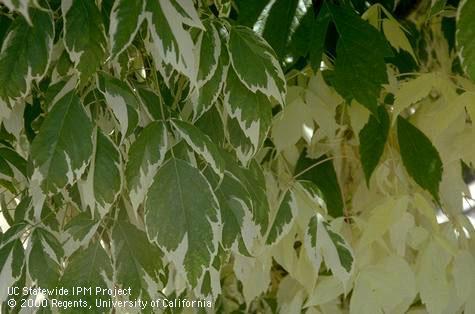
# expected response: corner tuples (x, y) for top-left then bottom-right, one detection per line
(289, 3), (331, 71)
(28, 228), (63, 288)
(62, 0), (107, 81)
(456, 0), (475, 81)
(30, 91), (93, 211)
(109, 0), (146, 58)
(111, 220), (162, 300)
(0, 8), (54, 102)
(144, 158), (220, 286)
(224, 68), (272, 163)
(79, 129), (122, 217)
(295, 151), (344, 218)
(60, 241), (113, 314)
(125, 121), (168, 211)
(266, 190), (298, 245)
(171, 118), (225, 179)
(145, 0), (198, 82)
(261, 0), (299, 59)
(304, 215), (354, 285)
(397, 116), (443, 201)
(98, 73), (139, 140)
(359, 106), (390, 185)
(327, 4), (393, 115)
(228, 26), (286, 103)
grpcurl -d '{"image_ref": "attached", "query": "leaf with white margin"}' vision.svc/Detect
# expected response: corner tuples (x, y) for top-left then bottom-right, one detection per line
(457, 0), (475, 81)
(225, 157), (270, 235)
(109, 0), (146, 58)
(111, 220), (163, 301)
(169, 0), (203, 29)
(62, 0), (107, 81)
(60, 241), (113, 313)
(30, 91), (93, 217)
(224, 68), (272, 162)
(171, 118), (225, 179)
(416, 239), (452, 314)
(205, 168), (254, 254)
(125, 121), (168, 211)
(0, 224), (26, 304)
(79, 129), (122, 218)
(195, 19), (221, 86)
(453, 250), (475, 304)
(226, 115), (255, 165)
(0, 7), (54, 102)
(392, 73), (436, 121)
(266, 190), (298, 245)
(228, 26), (286, 103)
(305, 214), (354, 286)
(0, 0), (30, 23)
(144, 158), (221, 287)
(350, 255), (416, 314)
(98, 73), (139, 141)
(62, 212), (100, 257)
(145, 0), (197, 83)
(191, 54), (228, 121)
(28, 228), (63, 288)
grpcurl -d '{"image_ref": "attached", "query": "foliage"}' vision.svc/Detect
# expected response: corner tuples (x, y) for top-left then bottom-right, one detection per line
(0, 0), (475, 313)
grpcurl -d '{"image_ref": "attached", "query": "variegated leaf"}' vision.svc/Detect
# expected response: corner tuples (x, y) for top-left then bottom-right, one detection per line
(30, 91), (93, 217)
(109, 0), (146, 58)
(196, 19), (221, 86)
(0, 0), (31, 23)
(60, 241), (113, 313)
(305, 214), (354, 286)
(0, 224), (26, 304)
(62, 0), (107, 81)
(111, 220), (163, 301)
(28, 228), (63, 288)
(62, 212), (100, 256)
(98, 73), (139, 141)
(79, 129), (122, 218)
(224, 68), (272, 163)
(144, 158), (220, 286)
(145, 0), (197, 83)
(266, 190), (298, 245)
(0, 7), (53, 102)
(228, 26), (286, 103)
(125, 121), (168, 211)
(171, 118), (225, 179)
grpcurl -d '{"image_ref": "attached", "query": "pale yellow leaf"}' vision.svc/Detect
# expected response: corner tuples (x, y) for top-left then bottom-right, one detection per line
(392, 73), (436, 121)
(382, 18), (416, 60)
(350, 255), (416, 314)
